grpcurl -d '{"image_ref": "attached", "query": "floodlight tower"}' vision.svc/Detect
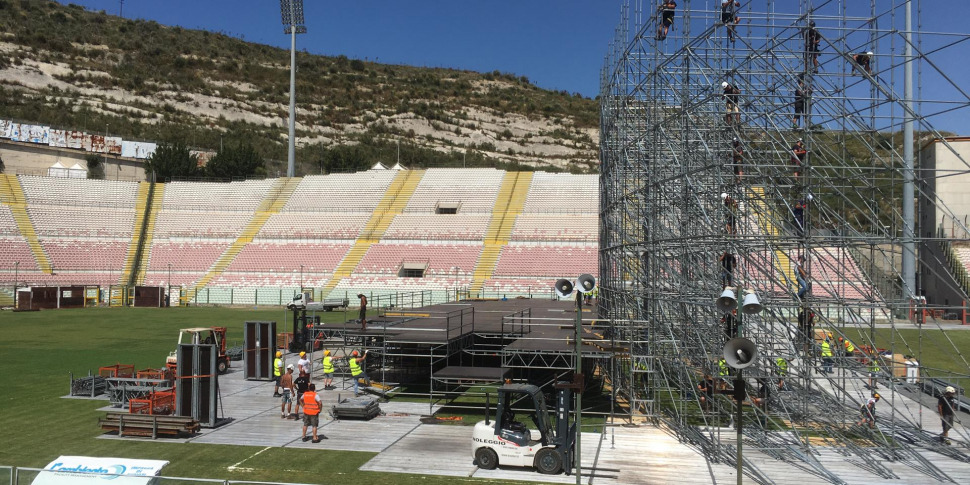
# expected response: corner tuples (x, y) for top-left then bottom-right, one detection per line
(280, 0), (307, 178)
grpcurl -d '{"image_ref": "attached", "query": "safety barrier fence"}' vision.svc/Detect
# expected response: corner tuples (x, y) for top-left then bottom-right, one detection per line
(0, 284), (561, 309)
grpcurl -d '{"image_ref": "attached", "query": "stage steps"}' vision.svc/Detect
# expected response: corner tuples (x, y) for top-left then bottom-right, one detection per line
(748, 185), (796, 290)
(320, 170), (425, 298)
(133, 183), (166, 285)
(118, 181), (152, 285)
(2, 174), (53, 275)
(470, 171), (533, 294)
(190, 177), (301, 297)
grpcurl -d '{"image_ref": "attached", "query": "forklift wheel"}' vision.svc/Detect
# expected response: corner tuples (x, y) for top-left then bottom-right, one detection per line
(535, 448), (562, 475)
(217, 359), (229, 374)
(475, 448), (498, 470)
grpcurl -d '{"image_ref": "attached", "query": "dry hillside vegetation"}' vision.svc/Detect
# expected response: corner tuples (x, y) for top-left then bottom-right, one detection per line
(0, 1), (599, 174)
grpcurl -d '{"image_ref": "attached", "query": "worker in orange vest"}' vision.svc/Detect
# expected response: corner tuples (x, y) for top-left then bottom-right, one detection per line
(300, 383), (326, 443)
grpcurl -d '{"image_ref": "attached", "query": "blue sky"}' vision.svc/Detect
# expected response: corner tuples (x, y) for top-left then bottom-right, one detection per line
(57, 1), (969, 133)
(61, 0), (626, 99)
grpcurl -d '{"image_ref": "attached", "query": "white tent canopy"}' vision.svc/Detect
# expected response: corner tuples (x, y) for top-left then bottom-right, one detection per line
(47, 161), (68, 178)
(68, 162), (87, 179)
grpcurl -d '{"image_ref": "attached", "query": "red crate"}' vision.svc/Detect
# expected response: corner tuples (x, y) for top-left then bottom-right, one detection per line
(129, 389), (175, 415)
(99, 363), (135, 378)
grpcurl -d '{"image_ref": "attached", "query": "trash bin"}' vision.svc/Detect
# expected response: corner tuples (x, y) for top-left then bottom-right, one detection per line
(905, 359), (920, 384)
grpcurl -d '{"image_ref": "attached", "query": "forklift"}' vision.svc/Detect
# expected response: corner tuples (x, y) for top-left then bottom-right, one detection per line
(165, 327), (230, 374)
(471, 382), (577, 475)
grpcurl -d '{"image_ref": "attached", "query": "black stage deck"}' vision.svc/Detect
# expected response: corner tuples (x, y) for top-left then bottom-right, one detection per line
(351, 298), (606, 355)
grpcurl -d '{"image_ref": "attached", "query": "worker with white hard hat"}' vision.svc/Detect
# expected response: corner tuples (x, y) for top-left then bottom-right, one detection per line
(853, 50), (874, 75)
(938, 386), (959, 445)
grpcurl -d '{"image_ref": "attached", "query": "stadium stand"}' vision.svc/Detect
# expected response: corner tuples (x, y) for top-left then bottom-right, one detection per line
(356, 242), (482, 275)
(28, 207), (135, 237)
(493, 242), (598, 277)
(258, 213), (368, 239)
(383, 214), (490, 241)
(18, 176), (138, 208)
(521, 172), (598, 214)
(2, 170), (613, 303)
(283, 172), (397, 212)
(510, 214), (598, 242)
(225, 242), (351, 273)
(162, 180), (274, 212)
(403, 168), (504, 213)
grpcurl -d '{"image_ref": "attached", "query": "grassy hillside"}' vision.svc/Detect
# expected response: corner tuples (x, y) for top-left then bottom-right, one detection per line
(0, 0), (600, 174)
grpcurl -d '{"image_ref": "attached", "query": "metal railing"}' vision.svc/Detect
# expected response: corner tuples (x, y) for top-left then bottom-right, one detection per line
(0, 466), (317, 485)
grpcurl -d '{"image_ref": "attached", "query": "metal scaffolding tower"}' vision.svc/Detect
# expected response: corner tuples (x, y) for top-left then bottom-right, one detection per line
(599, 1), (970, 482)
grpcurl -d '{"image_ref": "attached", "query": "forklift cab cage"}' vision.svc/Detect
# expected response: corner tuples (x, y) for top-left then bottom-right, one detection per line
(492, 384), (554, 446)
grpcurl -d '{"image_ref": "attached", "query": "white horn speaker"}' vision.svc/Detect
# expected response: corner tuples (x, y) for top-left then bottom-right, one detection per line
(742, 291), (763, 315)
(716, 288), (737, 313)
(723, 338), (759, 369)
(577, 274), (597, 294)
(555, 279), (574, 298)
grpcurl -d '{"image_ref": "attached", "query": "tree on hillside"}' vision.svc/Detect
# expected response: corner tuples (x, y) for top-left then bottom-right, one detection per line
(145, 141), (198, 181)
(85, 154), (105, 180)
(205, 142), (266, 179)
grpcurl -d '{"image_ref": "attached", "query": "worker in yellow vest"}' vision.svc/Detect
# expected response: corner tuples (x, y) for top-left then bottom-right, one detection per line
(273, 350), (283, 397)
(717, 357), (731, 379)
(349, 350), (371, 397)
(868, 355), (881, 390)
(776, 357), (789, 390)
(820, 339), (833, 374)
(322, 350), (335, 390)
(838, 337), (856, 360)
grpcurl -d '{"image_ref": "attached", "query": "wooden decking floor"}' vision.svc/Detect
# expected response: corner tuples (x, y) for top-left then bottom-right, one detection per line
(86, 355), (969, 484)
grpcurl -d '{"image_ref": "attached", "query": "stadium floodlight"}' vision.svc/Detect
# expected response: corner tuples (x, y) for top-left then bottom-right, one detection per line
(280, 0), (306, 32)
(279, 0), (307, 177)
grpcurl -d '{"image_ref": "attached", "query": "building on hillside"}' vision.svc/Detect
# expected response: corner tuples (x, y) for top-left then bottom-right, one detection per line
(918, 137), (970, 310)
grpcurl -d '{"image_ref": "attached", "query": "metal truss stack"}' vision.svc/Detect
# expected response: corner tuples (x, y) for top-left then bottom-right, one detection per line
(599, 1), (970, 482)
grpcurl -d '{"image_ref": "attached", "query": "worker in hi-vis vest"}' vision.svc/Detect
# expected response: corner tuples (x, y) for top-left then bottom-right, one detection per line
(322, 349), (335, 390)
(300, 383), (325, 443)
(820, 339), (834, 373)
(776, 357), (788, 390)
(273, 350), (283, 397)
(349, 350), (370, 397)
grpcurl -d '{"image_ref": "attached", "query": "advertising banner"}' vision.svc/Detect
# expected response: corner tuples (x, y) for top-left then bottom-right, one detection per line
(89, 135), (105, 153)
(49, 129), (68, 148)
(22, 124), (50, 144)
(66, 130), (83, 149)
(191, 150), (216, 167)
(122, 141), (157, 159)
(105, 136), (122, 155)
(9, 123), (22, 141)
(80, 133), (93, 151)
(31, 456), (170, 485)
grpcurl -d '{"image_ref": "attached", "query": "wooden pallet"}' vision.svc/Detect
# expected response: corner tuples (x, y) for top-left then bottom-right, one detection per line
(98, 412), (200, 439)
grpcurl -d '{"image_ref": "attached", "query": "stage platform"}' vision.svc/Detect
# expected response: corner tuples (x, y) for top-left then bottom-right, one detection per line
(344, 298), (606, 355)
(85, 358), (969, 484)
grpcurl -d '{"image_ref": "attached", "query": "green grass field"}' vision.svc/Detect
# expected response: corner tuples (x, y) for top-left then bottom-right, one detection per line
(838, 326), (970, 385)
(0, 307), (538, 485)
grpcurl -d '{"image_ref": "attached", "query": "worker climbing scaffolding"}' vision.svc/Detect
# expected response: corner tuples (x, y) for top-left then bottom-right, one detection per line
(720, 0), (740, 44)
(656, 1), (677, 41)
(721, 81), (742, 126)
